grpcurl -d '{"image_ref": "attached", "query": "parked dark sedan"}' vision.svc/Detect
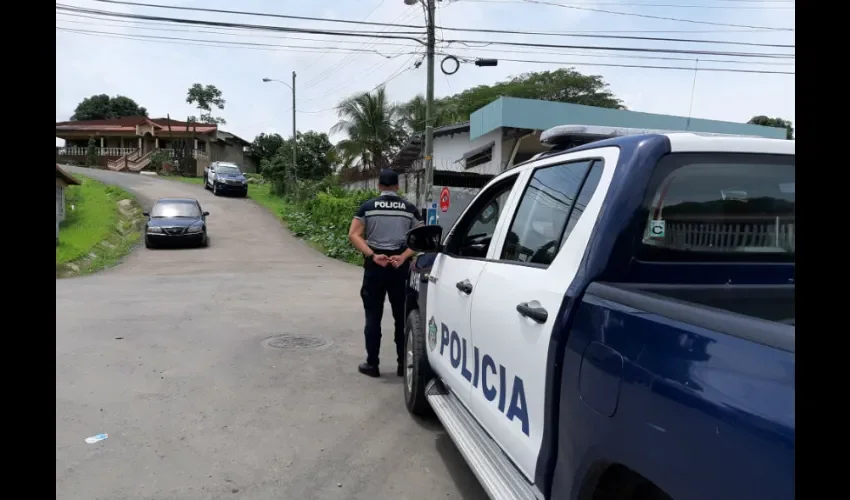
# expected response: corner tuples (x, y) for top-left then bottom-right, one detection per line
(144, 198), (209, 249)
(206, 163), (248, 197)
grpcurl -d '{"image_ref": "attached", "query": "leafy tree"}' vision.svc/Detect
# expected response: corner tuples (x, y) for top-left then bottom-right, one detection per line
(331, 86), (406, 172)
(85, 137), (98, 167)
(261, 131), (336, 193)
(399, 94), (462, 135)
(249, 132), (285, 165)
(186, 83), (227, 125)
(747, 115), (794, 140)
(71, 94), (148, 120)
(435, 68), (624, 120)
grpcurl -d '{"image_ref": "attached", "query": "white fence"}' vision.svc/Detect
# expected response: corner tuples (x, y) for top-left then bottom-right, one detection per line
(57, 147), (137, 157)
(657, 218), (795, 252)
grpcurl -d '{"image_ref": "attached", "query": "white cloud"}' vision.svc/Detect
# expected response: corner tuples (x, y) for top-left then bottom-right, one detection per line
(56, 0), (795, 146)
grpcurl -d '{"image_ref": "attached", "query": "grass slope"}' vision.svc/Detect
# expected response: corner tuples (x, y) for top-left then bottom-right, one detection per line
(56, 176), (143, 276)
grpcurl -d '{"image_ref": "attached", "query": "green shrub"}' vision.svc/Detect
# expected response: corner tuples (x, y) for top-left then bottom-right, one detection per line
(252, 176), (379, 264)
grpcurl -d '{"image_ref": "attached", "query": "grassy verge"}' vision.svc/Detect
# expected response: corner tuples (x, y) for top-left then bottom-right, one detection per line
(56, 176), (145, 278)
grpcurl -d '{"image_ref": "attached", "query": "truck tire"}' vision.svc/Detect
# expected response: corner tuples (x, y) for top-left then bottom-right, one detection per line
(403, 309), (434, 417)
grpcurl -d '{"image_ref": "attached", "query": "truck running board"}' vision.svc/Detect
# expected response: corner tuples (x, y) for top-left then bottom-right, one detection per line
(426, 380), (542, 500)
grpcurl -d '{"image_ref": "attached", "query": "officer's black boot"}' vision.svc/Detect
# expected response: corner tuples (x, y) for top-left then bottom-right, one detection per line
(358, 362), (380, 378)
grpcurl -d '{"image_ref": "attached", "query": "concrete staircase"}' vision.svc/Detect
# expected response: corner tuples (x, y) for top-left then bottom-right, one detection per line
(106, 149), (155, 173)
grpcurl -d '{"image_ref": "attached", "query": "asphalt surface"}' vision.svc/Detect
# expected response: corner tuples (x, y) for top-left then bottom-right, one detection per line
(56, 167), (487, 500)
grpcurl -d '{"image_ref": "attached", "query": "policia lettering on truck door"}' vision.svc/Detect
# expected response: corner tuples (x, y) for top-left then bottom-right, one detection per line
(348, 169), (423, 378)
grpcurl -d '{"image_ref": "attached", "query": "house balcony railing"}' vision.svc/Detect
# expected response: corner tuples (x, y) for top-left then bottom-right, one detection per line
(57, 147), (138, 157)
(57, 147), (209, 160)
(158, 148), (209, 160)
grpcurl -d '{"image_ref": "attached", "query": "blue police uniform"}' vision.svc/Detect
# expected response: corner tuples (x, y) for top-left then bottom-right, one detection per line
(353, 170), (422, 377)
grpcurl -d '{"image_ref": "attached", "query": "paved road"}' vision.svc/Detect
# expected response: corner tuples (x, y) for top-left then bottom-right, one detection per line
(57, 167), (487, 500)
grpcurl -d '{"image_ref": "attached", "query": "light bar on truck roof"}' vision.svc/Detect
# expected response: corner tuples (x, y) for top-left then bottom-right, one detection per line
(539, 124), (761, 147)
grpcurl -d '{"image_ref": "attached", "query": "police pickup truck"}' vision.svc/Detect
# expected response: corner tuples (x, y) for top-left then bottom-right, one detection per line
(401, 126), (795, 500)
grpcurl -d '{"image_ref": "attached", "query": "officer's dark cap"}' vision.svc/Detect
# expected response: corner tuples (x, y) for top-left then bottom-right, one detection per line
(378, 169), (399, 186)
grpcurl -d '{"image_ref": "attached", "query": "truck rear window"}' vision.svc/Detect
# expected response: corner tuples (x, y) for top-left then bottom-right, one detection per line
(639, 152), (794, 262)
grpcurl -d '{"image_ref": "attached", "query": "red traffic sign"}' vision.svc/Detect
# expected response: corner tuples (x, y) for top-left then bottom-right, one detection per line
(439, 187), (450, 212)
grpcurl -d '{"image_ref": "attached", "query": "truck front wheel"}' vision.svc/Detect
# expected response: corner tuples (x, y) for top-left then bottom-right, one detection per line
(403, 309), (433, 417)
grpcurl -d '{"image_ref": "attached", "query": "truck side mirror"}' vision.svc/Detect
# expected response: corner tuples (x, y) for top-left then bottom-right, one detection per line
(407, 225), (443, 253)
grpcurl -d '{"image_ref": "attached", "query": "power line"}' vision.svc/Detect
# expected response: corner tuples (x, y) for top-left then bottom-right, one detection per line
(55, 26), (793, 75)
(459, 0), (795, 9)
(435, 26), (794, 48)
(55, 27), (415, 59)
(55, 17), (793, 68)
(298, 56), (422, 116)
(301, 9), (422, 90)
(82, 0), (794, 47)
(454, 55), (794, 74)
(301, 0), (389, 74)
(443, 44), (795, 66)
(517, 0), (794, 31)
(54, 16), (423, 50)
(54, 10), (426, 36)
(55, 4), (427, 44)
(55, 27), (410, 57)
(55, 5), (793, 60)
(444, 38), (792, 59)
(91, 0), (427, 29)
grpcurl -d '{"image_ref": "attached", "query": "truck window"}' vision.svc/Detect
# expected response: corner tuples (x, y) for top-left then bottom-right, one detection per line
(445, 176), (517, 259)
(500, 159), (595, 266)
(639, 153), (795, 262)
(560, 161), (603, 249)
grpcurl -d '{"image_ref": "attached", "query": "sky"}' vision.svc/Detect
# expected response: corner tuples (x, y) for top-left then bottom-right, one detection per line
(55, 0), (795, 146)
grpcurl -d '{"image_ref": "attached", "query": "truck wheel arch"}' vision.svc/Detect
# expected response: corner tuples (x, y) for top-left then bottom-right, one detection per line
(577, 462), (672, 500)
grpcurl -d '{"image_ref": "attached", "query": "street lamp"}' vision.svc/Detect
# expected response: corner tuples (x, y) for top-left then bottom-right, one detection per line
(262, 73), (298, 182)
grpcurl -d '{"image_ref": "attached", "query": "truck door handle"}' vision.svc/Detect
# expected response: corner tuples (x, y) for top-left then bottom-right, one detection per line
(516, 303), (548, 323)
(456, 280), (473, 294)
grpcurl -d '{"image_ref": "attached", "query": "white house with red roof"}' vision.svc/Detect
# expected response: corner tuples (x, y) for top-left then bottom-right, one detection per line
(55, 116), (253, 174)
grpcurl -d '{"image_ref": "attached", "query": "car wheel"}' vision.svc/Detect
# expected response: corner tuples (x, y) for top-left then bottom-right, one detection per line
(403, 309), (434, 417)
(200, 232), (209, 247)
(241, 189), (248, 198)
(145, 237), (154, 249)
(204, 178), (210, 190)
(213, 182), (220, 196)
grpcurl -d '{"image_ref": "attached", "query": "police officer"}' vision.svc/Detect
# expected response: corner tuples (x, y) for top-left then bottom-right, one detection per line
(348, 169), (423, 378)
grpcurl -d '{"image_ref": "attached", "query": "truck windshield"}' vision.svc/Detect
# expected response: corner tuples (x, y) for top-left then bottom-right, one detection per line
(639, 152), (794, 262)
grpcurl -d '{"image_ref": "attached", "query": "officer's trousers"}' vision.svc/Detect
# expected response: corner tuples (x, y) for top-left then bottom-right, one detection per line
(360, 255), (409, 367)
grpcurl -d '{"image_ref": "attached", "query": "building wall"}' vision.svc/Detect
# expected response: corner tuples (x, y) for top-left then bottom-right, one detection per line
(210, 142), (244, 165)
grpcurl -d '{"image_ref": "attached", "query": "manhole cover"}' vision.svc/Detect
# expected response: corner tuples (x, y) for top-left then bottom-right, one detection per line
(263, 334), (329, 350)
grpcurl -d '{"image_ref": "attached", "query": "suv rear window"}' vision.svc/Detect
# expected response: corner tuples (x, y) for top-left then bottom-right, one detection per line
(639, 153), (794, 262)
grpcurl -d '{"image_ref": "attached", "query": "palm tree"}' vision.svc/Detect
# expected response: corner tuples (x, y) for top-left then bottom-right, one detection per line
(400, 95), (463, 134)
(331, 86), (405, 172)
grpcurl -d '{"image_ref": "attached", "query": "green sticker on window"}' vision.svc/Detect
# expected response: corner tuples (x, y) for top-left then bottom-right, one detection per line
(649, 220), (666, 238)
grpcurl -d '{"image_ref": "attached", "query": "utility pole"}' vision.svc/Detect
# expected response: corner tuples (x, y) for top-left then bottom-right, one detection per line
(423, 0), (436, 212)
(292, 71), (297, 183)
(262, 74), (298, 187)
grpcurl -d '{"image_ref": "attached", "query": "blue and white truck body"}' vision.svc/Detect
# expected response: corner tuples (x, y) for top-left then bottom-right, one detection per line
(402, 126), (795, 500)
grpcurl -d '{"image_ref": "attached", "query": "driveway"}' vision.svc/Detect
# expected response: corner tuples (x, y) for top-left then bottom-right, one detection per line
(56, 167), (486, 500)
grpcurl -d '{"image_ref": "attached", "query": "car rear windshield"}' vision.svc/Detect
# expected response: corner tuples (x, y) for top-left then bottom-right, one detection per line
(638, 152), (794, 262)
(151, 202), (201, 218)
